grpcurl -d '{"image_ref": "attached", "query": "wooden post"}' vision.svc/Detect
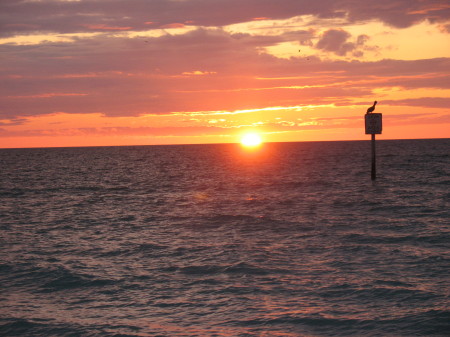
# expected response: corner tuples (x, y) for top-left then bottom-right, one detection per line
(371, 133), (376, 180)
(365, 112), (382, 181)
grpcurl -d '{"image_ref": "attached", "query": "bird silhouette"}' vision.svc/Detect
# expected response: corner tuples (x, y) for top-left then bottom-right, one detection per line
(366, 101), (377, 114)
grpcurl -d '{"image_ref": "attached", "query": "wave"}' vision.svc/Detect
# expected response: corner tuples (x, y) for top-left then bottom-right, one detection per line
(0, 318), (91, 337)
(98, 242), (170, 259)
(175, 261), (288, 277)
(0, 185), (132, 198)
(320, 285), (438, 303)
(235, 309), (450, 336)
(1, 263), (116, 293)
(40, 272), (115, 293)
(0, 318), (143, 337)
(343, 233), (449, 245)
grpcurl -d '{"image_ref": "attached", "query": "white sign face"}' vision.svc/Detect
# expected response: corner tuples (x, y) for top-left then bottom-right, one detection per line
(365, 113), (382, 134)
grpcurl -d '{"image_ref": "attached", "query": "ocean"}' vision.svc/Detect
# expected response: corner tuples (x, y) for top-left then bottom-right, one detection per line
(1, 139), (449, 337)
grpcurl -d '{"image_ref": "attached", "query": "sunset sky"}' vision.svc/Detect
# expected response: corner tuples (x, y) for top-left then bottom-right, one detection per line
(1, 0), (449, 148)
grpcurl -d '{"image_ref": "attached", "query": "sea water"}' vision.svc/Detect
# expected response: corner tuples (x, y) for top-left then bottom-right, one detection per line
(1, 139), (449, 336)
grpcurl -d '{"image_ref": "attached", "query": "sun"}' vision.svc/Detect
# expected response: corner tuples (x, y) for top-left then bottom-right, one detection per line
(240, 133), (263, 147)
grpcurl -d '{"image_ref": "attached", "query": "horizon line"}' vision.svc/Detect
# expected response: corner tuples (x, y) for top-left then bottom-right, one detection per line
(1, 137), (449, 151)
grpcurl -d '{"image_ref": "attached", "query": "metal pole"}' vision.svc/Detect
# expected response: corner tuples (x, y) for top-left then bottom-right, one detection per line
(371, 133), (376, 180)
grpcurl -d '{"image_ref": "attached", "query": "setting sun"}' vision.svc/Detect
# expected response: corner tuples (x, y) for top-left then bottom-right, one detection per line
(241, 133), (263, 147)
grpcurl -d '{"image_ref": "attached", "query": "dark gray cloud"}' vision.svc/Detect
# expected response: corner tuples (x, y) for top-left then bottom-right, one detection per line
(316, 29), (356, 56)
(314, 28), (374, 57)
(1, 0), (449, 37)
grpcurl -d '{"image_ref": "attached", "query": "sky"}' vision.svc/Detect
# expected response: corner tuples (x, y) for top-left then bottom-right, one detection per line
(1, 0), (449, 148)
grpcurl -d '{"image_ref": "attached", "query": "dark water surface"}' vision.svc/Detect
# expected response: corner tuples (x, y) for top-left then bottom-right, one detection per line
(1, 139), (449, 336)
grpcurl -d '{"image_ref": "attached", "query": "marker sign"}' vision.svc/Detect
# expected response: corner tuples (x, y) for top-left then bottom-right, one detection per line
(365, 113), (382, 134)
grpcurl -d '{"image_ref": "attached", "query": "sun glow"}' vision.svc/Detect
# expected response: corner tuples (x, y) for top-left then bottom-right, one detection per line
(241, 133), (263, 147)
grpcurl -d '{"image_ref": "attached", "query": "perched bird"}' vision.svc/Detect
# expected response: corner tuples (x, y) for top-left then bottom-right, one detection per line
(366, 101), (377, 114)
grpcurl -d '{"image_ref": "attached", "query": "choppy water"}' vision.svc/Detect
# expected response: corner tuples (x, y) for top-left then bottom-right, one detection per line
(1, 139), (449, 336)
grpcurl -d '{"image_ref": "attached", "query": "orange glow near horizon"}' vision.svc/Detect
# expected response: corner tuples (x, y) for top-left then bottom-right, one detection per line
(1, 104), (449, 148)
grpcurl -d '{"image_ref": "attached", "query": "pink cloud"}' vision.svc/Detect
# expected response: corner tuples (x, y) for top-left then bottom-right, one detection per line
(0, 126), (233, 138)
(8, 93), (88, 99)
(83, 24), (133, 31)
(382, 97), (450, 108)
(160, 23), (185, 29)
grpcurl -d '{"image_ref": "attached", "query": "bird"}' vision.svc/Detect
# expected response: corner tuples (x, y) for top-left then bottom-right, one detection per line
(366, 101), (377, 114)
